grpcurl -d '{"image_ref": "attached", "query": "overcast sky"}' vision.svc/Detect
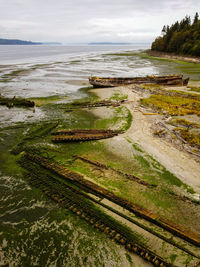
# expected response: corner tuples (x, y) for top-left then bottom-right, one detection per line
(0, 0), (199, 43)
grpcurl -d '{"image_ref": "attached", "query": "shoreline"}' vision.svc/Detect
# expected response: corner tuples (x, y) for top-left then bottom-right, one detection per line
(91, 84), (200, 194)
(146, 49), (200, 64)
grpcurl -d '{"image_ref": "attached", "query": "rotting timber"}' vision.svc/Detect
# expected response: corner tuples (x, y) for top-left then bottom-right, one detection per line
(74, 155), (156, 187)
(89, 75), (189, 88)
(22, 153), (200, 248)
(18, 152), (200, 266)
(71, 100), (125, 108)
(51, 129), (121, 142)
(0, 96), (35, 108)
(18, 155), (172, 267)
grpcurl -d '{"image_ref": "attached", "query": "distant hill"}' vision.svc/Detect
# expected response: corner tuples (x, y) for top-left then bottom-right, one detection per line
(41, 42), (61, 45)
(151, 12), (200, 56)
(0, 38), (42, 45)
(0, 38), (62, 45)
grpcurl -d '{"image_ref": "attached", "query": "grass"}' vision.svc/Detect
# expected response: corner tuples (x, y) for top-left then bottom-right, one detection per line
(140, 94), (200, 116)
(169, 118), (200, 128)
(104, 51), (190, 64)
(174, 127), (200, 147)
(139, 84), (200, 100)
(109, 92), (128, 101)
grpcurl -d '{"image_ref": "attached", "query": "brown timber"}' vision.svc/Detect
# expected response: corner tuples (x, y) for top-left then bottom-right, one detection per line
(89, 75), (189, 88)
(51, 129), (120, 142)
(25, 153), (200, 247)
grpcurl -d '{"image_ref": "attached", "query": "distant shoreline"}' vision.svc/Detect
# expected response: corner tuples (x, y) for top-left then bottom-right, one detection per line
(146, 50), (200, 64)
(0, 38), (61, 45)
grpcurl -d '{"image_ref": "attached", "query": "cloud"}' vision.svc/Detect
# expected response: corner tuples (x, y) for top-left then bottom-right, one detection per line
(0, 0), (199, 42)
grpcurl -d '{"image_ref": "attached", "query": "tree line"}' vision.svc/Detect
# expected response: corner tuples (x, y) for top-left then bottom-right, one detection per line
(151, 12), (200, 57)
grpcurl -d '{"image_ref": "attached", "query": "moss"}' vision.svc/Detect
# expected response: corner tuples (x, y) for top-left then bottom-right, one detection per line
(131, 142), (144, 153)
(130, 141), (191, 189)
(188, 86), (200, 92)
(29, 95), (69, 107)
(0, 152), (22, 176)
(169, 254), (177, 264)
(142, 191), (172, 209)
(125, 253), (133, 265)
(11, 122), (59, 155)
(0, 69), (31, 82)
(94, 106), (132, 131)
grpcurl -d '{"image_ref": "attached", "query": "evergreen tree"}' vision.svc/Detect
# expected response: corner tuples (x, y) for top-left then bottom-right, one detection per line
(193, 12), (199, 24)
(151, 13), (200, 56)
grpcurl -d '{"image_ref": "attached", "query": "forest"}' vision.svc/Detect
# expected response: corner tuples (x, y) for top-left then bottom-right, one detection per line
(151, 12), (200, 56)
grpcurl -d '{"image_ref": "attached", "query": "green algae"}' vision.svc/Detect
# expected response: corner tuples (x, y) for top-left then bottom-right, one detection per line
(188, 86), (200, 92)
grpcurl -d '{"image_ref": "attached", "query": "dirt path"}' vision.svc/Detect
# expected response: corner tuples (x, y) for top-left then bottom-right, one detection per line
(91, 86), (200, 194)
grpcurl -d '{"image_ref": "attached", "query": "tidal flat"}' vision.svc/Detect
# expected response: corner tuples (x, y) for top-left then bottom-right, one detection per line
(0, 46), (200, 266)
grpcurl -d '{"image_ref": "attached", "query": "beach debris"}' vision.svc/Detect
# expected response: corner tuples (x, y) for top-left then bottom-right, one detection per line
(0, 96), (35, 108)
(51, 129), (121, 142)
(89, 75), (189, 88)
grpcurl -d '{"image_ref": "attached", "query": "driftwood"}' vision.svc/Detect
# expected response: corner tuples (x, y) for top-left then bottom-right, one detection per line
(89, 75), (189, 88)
(51, 129), (121, 142)
(0, 96), (35, 108)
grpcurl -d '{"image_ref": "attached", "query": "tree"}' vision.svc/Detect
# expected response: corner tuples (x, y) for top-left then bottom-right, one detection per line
(161, 25), (166, 35)
(193, 12), (199, 25)
(151, 12), (200, 56)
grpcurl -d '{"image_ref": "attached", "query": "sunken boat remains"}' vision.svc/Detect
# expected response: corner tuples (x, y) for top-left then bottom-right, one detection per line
(51, 129), (121, 142)
(71, 99), (125, 108)
(89, 75), (189, 88)
(0, 96), (35, 108)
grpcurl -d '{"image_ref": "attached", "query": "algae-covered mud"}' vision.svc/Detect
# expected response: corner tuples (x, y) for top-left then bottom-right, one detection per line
(0, 45), (200, 266)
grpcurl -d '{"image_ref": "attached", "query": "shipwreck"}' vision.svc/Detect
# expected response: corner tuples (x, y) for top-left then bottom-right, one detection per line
(89, 75), (189, 88)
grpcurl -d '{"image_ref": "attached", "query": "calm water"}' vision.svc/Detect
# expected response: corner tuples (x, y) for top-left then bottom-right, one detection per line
(0, 44), (197, 266)
(0, 44), (150, 64)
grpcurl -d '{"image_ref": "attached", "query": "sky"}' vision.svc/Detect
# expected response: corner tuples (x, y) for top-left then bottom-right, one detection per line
(0, 0), (199, 43)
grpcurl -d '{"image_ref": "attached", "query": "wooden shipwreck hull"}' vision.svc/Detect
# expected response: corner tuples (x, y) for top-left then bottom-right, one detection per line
(71, 100), (124, 108)
(22, 153), (200, 247)
(51, 129), (120, 142)
(89, 75), (189, 88)
(0, 96), (35, 108)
